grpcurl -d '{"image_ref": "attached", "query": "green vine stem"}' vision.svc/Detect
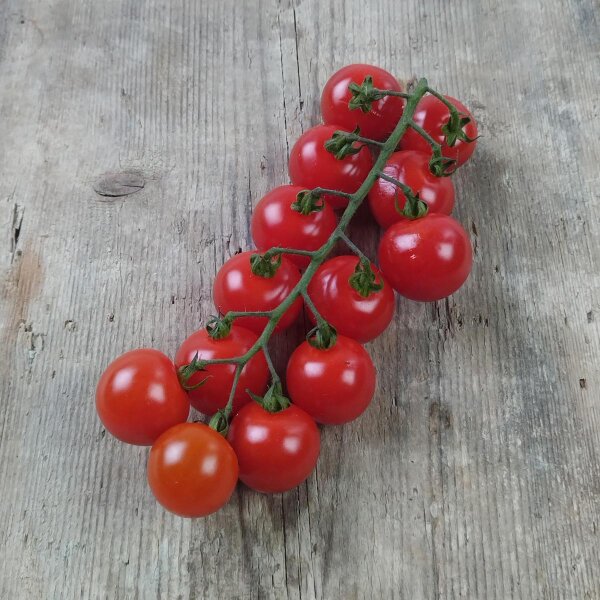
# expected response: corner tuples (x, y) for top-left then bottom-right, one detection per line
(338, 231), (373, 264)
(182, 77), (466, 426)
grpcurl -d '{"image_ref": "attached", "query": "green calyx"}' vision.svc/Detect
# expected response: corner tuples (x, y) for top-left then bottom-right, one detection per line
(292, 190), (325, 215)
(206, 314), (232, 339)
(429, 149), (457, 177)
(209, 410), (229, 436)
(248, 382), (291, 413)
(250, 253), (281, 278)
(441, 111), (478, 147)
(177, 353), (210, 391)
(395, 189), (429, 220)
(349, 258), (384, 297)
(324, 127), (363, 159)
(348, 76), (387, 113)
(307, 321), (338, 350)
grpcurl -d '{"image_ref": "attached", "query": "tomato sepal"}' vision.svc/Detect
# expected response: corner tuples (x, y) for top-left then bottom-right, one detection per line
(247, 382), (291, 413)
(395, 188), (429, 220)
(429, 150), (458, 177)
(441, 112), (479, 147)
(347, 75), (388, 113)
(206, 314), (233, 339)
(209, 410), (230, 436)
(324, 127), (363, 160)
(348, 258), (385, 298)
(177, 353), (211, 391)
(306, 321), (338, 350)
(291, 190), (326, 215)
(250, 253), (282, 278)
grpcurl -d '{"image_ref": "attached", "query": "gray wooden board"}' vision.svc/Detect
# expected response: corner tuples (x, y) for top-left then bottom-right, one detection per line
(0, 0), (599, 598)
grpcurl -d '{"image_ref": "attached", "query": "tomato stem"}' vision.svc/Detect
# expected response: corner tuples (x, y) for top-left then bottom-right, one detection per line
(262, 344), (280, 385)
(181, 77), (456, 422)
(339, 231), (372, 265)
(378, 89), (411, 99)
(312, 187), (353, 199)
(377, 171), (415, 198)
(426, 88), (461, 119)
(377, 172), (429, 219)
(301, 290), (327, 327)
(225, 310), (274, 320)
(262, 247), (316, 261)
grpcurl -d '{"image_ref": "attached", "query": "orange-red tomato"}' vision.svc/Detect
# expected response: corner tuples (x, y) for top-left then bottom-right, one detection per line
(147, 422), (239, 517)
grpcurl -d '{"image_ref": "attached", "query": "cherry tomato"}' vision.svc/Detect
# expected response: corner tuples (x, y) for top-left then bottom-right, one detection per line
(368, 150), (455, 229)
(400, 95), (477, 167)
(321, 64), (404, 141)
(96, 349), (190, 446)
(378, 214), (472, 301)
(174, 325), (269, 416)
(250, 185), (337, 269)
(286, 335), (376, 425)
(213, 251), (303, 334)
(147, 423), (238, 517)
(227, 403), (320, 493)
(306, 255), (395, 343)
(288, 124), (373, 210)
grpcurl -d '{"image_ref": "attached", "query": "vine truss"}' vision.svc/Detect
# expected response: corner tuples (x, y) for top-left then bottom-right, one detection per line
(178, 77), (473, 432)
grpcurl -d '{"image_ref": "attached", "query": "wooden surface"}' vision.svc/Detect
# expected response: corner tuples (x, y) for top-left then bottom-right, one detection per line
(1, 0), (599, 598)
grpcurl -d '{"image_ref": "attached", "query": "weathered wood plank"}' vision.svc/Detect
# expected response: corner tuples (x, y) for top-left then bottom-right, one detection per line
(0, 0), (599, 598)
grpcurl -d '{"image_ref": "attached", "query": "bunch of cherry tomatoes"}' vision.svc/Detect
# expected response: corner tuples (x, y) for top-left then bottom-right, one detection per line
(96, 64), (478, 518)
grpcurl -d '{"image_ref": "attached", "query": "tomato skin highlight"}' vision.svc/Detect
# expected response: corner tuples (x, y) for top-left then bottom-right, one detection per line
(378, 214), (473, 302)
(96, 349), (190, 446)
(369, 150), (455, 229)
(213, 251), (303, 334)
(227, 403), (320, 493)
(306, 255), (395, 343)
(250, 185), (337, 269)
(174, 326), (269, 416)
(288, 124), (373, 209)
(147, 423), (238, 518)
(321, 63), (405, 141)
(286, 336), (376, 425)
(399, 95), (477, 167)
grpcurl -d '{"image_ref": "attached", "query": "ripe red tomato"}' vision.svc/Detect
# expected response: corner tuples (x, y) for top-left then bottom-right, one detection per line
(147, 423), (238, 517)
(399, 95), (477, 167)
(96, 349), (190, 445)
(213, 251), (303, 334)
(174, 325), (269, 416)
(368, 150), (455, 229)
(288, 124), (373, 210)
(306, 255), (395, 343)
(378, 214), (472, 301)
(321, 64), (404, 141)
(286, 335), (376, 425)
(250, 185), (337, 269)
(227, 402), (320, 493)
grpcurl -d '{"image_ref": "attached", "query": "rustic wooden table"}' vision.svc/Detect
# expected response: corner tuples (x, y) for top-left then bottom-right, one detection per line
(1, 0), (599, 598)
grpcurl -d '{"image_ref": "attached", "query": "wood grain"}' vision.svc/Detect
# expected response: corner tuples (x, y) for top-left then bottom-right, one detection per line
(1, 0), (599, 598)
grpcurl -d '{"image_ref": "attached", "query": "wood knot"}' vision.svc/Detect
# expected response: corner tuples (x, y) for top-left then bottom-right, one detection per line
(93, 172), (144, 198)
